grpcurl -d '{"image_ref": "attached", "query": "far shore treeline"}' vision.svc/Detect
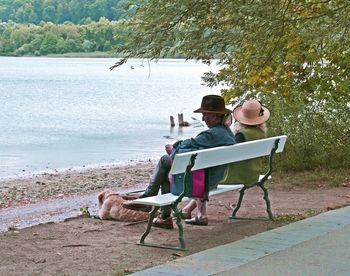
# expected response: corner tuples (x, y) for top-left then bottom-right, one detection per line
(0, 19), (121, 56)
(0, 0), (130, 56)
(0, 0), (126, 24)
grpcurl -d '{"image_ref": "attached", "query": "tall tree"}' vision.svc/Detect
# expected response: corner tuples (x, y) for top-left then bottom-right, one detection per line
(0, 0), (124, 24)
(14, 3), (38, 23)
(115, 1), (349, 100)
(113, 0), (350, 170)
(42, 0), (57, 22)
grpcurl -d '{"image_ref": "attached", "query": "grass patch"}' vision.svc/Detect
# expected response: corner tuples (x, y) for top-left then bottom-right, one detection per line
(114, 271), (133, 276)
(274, 209), (321, 223)
(46, 51), (118, 58)
(269, 168), (350, 189)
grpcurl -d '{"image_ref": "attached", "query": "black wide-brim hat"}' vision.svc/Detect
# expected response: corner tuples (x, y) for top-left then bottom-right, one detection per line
(194, 95), (232, 114)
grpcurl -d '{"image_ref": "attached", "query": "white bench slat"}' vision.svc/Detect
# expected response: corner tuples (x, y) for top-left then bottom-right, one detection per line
(170, 135), (287, 175)
(131, 184), (244, 207)
(129, 135), (284, 208)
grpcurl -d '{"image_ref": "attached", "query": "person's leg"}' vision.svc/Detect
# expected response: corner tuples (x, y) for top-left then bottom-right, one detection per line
(181, 199), (197, 219)
(142, 154), (172, 220)
(152, 168), (173, 228)
(134, 154), (173, 228)
(185, 198), (208, 226)
(142, 154), (172, 197)
(123, 154), (172, 213)
(156, 159), (172, 222)
(196, 199), (207, 218)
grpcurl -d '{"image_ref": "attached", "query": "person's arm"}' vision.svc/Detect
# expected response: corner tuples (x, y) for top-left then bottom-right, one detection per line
(171, 125), (235, 158)
(177, 131), (214, 150)
(170, 135), (208, 158)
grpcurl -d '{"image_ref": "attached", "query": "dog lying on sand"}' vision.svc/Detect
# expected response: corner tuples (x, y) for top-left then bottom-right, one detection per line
(97, 190), (149, 222)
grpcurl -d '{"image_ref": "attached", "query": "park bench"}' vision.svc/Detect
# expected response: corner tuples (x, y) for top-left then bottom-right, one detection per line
(130, 135), (287, 250)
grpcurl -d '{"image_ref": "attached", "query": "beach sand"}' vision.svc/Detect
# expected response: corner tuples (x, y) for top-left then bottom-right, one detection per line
(0, 164), (350, 275)
(0, 161), (155, 209)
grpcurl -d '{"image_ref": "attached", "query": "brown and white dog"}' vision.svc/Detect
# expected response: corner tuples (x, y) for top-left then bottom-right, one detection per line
(97, 190), (148, 222)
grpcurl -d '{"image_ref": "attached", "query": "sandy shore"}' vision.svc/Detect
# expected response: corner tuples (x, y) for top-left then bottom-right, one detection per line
(1, 177), (350, 275)
(1, 158), (350, 275)
(0, 160), (156, 209)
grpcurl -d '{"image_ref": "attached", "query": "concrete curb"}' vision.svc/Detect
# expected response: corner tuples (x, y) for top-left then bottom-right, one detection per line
(132, 206), (350, 275)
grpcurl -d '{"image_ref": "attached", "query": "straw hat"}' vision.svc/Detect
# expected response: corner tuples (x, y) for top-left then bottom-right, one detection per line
(233, 99), (270, 125)
(194, 95), (232, 114)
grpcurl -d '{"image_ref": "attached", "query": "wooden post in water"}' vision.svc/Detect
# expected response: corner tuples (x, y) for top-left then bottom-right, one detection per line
(178, 113), (190, 127)
(178, 113), (184, 127)
(170, 116), (175, 127)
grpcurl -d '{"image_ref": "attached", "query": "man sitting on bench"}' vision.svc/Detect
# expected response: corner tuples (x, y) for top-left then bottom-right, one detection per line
(123, 94), (236, 229)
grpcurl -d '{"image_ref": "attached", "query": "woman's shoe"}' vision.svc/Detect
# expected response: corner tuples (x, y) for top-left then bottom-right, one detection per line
(185, 216), (208, 226)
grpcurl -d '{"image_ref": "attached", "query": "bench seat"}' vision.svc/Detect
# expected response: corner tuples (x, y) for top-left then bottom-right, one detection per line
(130, 184), (244, 207)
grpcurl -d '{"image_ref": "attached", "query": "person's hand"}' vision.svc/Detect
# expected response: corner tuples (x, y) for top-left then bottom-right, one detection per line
(165, 144), (173, 155)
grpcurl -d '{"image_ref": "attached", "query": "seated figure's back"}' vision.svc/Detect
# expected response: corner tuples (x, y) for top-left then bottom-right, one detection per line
(220, 125), (266, 187)
(220, 99), (270, 187)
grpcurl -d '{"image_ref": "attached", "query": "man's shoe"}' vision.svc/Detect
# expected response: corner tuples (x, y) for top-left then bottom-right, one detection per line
(122, 202), (152, 212)
(152, 216), (174, 229)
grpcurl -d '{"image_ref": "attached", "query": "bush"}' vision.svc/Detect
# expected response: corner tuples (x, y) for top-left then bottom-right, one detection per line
(262, 95), (350, 171)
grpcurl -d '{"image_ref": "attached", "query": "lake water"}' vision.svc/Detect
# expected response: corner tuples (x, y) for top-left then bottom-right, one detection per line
(0, 57), (221, 179)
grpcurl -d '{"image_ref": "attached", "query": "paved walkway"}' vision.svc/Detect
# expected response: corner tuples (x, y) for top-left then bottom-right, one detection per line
(132, 205), (350, 275)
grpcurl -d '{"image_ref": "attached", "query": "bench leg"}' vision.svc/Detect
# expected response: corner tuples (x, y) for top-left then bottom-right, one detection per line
(138, 206), (159, 244)
(259, 184), (273, 220)
(171, 205), (186, 250)
(137, 205), (187, 251)
(230, 185), (273, 221)
(230, 186), (247, 218)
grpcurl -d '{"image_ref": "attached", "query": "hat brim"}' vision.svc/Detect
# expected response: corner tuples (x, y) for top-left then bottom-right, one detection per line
(193, 107), (232, 114)
(233, 105), (270, 125)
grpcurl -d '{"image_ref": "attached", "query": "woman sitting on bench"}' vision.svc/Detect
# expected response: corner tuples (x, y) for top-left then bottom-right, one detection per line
(181, 99), (270, 225)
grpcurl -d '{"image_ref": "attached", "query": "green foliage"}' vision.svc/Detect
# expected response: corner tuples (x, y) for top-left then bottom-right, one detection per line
(80, 207), (91, 218)
(272, 168), (350, 189)
(0, 0), (128, 24)
(115, 0), (350, 171)
(265, 95), (350, 170)
(0, 19), (122, 55)
(274, 209), (320, 223)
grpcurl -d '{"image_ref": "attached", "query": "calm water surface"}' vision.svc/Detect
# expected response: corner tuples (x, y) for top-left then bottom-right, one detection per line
(0, 57), (221, 179)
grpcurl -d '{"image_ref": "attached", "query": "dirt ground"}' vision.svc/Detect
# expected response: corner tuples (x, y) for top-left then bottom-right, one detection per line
(1, 182), (350, 276)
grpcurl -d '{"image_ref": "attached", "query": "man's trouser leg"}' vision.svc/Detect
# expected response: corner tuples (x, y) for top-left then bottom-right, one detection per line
(142, 155), (172, 219)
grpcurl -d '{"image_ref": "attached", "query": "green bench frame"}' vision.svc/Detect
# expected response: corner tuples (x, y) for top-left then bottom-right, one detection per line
(130, 135), (287, 250)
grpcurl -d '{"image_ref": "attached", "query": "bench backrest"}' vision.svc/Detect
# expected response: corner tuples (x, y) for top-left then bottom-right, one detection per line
(169, 135), (287, 175)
